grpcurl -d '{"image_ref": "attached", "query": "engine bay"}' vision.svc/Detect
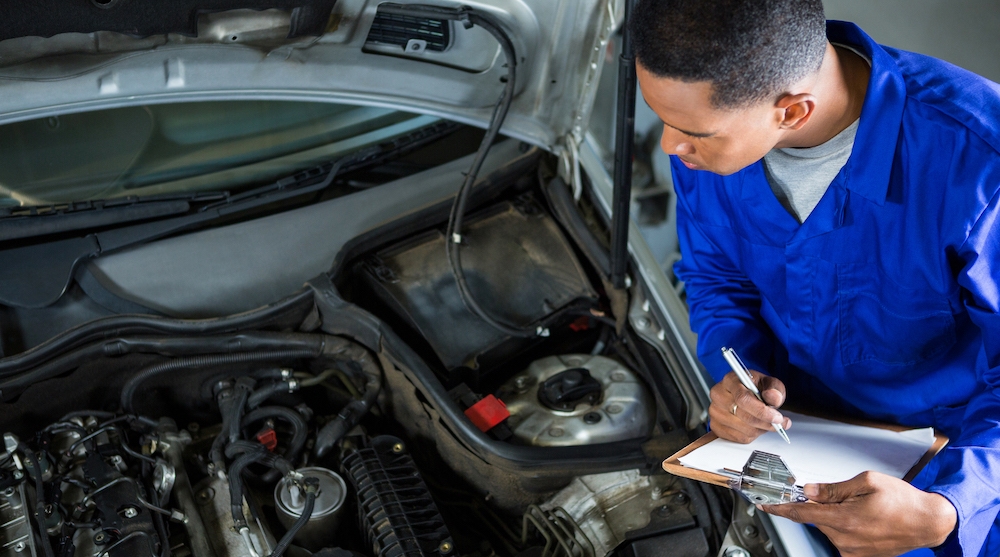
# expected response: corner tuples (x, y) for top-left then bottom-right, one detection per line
(0, 156), (772, 557)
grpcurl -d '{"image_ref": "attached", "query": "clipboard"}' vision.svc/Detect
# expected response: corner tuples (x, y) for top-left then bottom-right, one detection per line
(662, 413), (949, 490)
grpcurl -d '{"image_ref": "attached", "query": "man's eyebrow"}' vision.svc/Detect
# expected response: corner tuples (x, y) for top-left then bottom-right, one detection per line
(638, 97), (717, 138)
(661, 120), (716, 138)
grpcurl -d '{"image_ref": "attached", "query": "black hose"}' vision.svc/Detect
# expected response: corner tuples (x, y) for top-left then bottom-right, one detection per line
(120, 349), (318, 413)
(313, 361), (382, 459)
(268, 477), (318, 557)
(698, 481), (728, 549)
(198, 367), (288, 403)
(247, 381), (294, 409)
(0, 288), (313, 378)
(242, 406), (309, 483)
(377, 4), (527, 338)
(227, 378), (256, 445)
(227, 446), (268, 530)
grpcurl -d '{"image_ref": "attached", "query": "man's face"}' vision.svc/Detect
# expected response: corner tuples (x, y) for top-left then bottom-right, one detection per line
(637, 62), (783, 176)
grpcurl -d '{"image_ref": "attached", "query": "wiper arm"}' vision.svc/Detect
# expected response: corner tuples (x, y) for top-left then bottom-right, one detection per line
(0, 192), (229, 242)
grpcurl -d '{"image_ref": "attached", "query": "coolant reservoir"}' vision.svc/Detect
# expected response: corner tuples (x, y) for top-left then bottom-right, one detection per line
(498, 355), (655, 447)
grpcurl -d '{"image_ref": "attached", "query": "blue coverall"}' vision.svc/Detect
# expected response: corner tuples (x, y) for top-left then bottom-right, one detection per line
(672, 21), (1000, 557)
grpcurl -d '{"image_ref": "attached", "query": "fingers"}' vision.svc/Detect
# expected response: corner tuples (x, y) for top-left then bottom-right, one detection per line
(756, 374), (786, 407)
(708, 371), (791, 443)
(805, 472), (879, 504)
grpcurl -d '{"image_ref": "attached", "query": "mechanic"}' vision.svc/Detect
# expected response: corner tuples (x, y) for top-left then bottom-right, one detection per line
(630, 0), (1000, 556)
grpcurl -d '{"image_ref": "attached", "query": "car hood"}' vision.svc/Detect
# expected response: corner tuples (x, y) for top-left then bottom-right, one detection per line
(0, 0), (619, 153)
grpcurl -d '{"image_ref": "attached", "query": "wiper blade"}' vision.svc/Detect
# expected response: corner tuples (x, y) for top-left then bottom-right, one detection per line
(0, 192), (229, 242)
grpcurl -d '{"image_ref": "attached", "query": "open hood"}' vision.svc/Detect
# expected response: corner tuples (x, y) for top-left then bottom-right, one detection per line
(0, 0), (620, 153)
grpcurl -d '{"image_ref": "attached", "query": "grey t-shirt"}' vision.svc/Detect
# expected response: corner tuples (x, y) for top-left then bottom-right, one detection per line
(763, 118), (859, 223)
(763, 43), (870, 223)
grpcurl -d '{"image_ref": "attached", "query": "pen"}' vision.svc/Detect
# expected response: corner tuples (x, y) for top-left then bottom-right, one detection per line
(721, 347), (791, 444)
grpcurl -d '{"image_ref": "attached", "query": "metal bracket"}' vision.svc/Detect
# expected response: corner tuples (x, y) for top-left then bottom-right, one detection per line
(728, 451), (808, 505)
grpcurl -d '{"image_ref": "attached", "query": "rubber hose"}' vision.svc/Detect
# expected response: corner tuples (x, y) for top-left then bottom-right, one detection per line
(228, 378), (256, 445)
(242, 406), (308, 483)
(120, 349), (316, 414)
(247, 381), (294, 409)
(228, 447), (268, 530)
(268, 480), (317, 557)
(313, 363), (382, 459)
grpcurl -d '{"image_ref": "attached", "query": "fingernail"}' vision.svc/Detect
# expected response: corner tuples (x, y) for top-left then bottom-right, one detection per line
(804, 484), (819, 497)
(755, 504), (763, 511)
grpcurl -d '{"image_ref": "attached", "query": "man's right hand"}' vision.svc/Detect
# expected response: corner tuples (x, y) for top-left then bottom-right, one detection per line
(709, 371), (791, 444)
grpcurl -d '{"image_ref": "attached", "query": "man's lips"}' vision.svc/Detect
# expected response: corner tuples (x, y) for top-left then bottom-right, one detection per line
(679, 157), (700, 169)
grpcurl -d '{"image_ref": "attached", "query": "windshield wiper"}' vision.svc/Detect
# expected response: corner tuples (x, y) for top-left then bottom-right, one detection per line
(0, 192), (229, 242)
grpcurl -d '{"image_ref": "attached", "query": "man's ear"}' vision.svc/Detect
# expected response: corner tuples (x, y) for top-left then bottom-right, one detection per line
(775, 93), (817, 130)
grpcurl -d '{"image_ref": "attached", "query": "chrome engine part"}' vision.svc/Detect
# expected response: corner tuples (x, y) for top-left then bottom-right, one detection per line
(0, 483), (36, 557)
(498, 355), (655, 447)
(274, 467), (346, 551)
(194, 472), (276, 557)
(540, 470), (702, 557)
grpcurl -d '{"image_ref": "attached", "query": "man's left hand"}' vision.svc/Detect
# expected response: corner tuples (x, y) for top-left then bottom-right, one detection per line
(760, 471), (957, 557)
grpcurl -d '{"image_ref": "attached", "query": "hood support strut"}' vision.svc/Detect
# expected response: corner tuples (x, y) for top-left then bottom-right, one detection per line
(610, 0), (637, 289)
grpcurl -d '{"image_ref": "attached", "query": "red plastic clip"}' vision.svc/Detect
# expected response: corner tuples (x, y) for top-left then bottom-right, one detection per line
(256, 428), (278, 451)
(464, 395), (510, 432)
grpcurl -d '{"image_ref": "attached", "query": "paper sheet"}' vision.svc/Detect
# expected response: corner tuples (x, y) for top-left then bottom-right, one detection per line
(677, 411), (937, 485)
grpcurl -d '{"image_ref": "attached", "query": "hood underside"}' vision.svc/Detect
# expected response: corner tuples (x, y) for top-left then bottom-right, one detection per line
(0, 0), (619, 152)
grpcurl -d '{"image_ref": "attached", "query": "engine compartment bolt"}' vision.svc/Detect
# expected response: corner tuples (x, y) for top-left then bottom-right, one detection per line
(3, 487), (15, 497)
(583, 412), (602, 424)
(13, 541), (25, 552)
(122, 506), (139, 519)
(742, 525), (758, 538)
(635, 317), (651, 329)
(93, 532), (107, 545)
(650, 486), (663, 500)
(197, 488), (214, 505)
(673, 492), (689, 505)
(514, 377), (528, 389)
(438, 541), (453, 554)
(724, 548), (751, 557)
(392, 442), (405, 454)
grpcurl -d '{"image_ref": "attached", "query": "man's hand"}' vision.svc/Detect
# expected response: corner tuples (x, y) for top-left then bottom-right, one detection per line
(761, 471), (957, 557)
(709, 371), (791, 443)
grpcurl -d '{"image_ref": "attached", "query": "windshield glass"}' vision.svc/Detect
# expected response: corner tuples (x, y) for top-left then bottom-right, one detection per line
(0, 101), (439, 207)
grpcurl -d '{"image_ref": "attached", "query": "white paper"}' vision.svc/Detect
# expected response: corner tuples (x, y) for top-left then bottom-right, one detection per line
(677, 411), (937, 485)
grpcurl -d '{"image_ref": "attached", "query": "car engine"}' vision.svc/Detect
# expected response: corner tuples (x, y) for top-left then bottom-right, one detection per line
(0, 166), (767, 557)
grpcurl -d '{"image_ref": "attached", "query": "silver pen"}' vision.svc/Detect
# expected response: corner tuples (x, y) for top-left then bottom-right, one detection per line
(721, 347), (791, 444)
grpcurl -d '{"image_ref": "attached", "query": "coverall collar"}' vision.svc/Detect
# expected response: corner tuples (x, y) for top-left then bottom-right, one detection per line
(825, 20), (906, 206)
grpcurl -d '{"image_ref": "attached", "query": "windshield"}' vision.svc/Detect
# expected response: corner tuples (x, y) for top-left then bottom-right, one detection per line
(0, 101), (440, 207)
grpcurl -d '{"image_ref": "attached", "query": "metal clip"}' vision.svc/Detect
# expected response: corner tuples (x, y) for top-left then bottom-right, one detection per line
(728, 451), (808, 505)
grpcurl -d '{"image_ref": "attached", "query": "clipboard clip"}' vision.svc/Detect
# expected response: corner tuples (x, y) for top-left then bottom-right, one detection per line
(728, 451), (808, 505)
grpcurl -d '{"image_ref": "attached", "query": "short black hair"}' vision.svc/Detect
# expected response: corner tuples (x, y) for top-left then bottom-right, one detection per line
(631, 0), (827, 109)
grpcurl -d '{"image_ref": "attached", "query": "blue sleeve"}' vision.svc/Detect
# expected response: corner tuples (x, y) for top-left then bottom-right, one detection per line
(671, 162), (778, 381)
(929, 188), (1000, 557)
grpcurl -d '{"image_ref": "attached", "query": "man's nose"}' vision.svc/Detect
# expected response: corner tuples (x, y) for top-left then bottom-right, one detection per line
(660, 125), (694, 156)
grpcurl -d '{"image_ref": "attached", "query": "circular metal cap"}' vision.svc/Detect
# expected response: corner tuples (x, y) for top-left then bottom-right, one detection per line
(275, 467), (347, 519)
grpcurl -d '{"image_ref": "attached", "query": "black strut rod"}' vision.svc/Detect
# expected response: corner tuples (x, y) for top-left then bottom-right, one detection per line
(610, 0), (637, 289)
